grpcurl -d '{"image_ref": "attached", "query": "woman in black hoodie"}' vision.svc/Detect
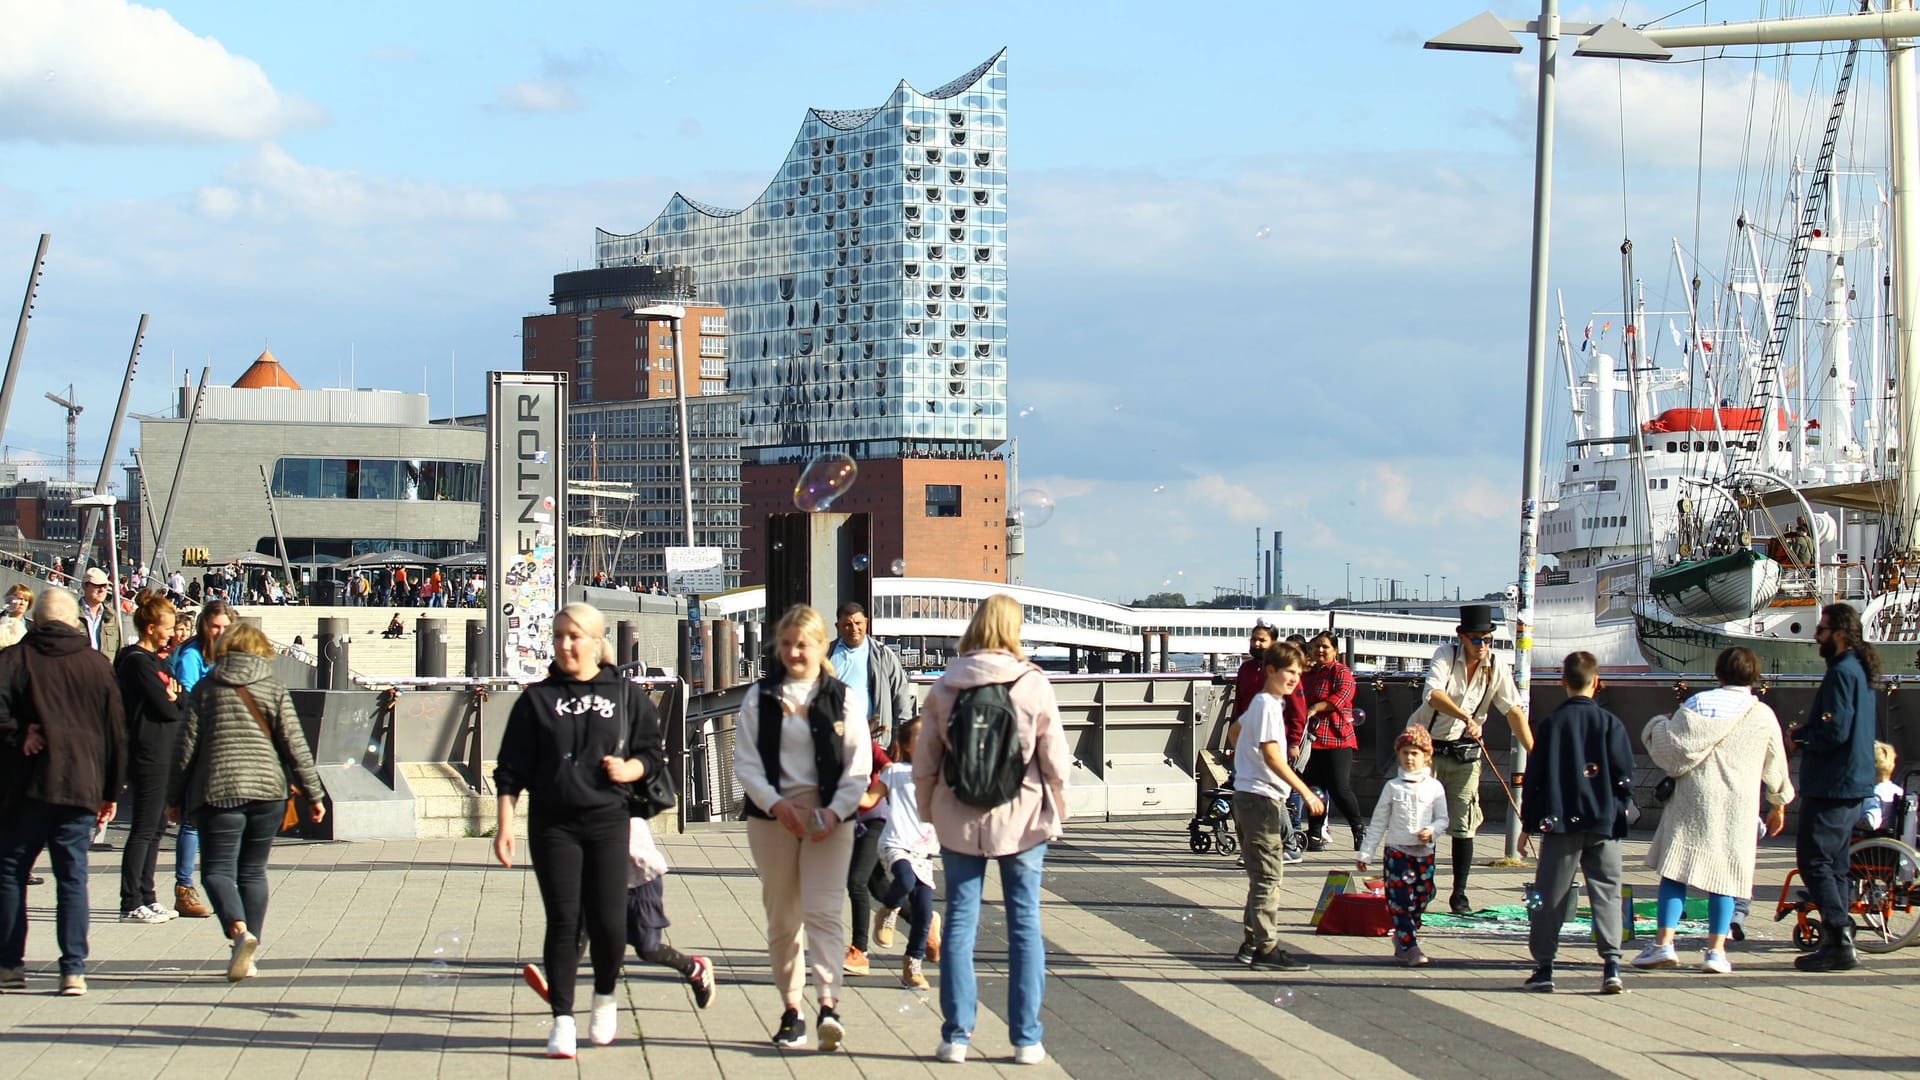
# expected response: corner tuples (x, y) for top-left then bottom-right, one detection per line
(115, 595), (184, 923)
(493, 603), (664, 1060)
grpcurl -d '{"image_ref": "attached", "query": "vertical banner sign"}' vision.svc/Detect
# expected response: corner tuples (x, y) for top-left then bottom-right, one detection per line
(488, 372), (568, 679)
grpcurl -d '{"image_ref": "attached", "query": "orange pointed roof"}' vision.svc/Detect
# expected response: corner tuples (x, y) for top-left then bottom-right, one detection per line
(233, 348), (301, 390)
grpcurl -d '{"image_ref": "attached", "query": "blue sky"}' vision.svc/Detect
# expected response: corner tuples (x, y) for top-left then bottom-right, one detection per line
(0, 1), (1859, 602)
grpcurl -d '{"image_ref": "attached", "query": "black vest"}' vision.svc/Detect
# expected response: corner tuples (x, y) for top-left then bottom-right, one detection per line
(745, 674), (852, 819)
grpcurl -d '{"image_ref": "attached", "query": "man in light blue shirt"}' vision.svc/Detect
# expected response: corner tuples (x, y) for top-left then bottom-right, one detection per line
(829, 603), (911, 739)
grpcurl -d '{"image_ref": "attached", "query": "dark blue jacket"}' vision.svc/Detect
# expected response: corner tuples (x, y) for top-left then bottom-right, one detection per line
(1519, 696), (1634, 840)
(1792, 649), (1876, 801)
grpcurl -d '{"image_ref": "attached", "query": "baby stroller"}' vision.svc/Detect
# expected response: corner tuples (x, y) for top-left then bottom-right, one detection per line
(1188, 783), (1239, 857)
(1284, 786), (1325, 862)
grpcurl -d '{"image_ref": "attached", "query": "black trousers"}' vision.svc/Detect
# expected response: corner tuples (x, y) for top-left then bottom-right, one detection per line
(118, 739), (175, 913)
(528, 803), (629, 1015)
(847, 819), (887, 950)
(1797, 796), (1861, 930)
(1305, 746), (1364, 836)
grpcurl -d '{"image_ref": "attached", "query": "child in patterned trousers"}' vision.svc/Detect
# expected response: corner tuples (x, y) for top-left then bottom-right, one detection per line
(1357, 727), (1449, 966)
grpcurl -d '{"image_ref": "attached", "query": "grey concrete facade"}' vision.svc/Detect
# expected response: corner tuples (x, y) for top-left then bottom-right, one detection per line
(133, 415), (484, 568)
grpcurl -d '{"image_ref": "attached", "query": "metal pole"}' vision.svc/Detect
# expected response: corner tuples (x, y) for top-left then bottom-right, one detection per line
(150, 367), (211, 583)
(0, 234), (49, 449)
(1506, 0), (1557, 862)
(1891, 0), (1920, 548)
(259, 464), (296, 601)
(670, 313), (696, 550)
(105, 500), (125, 649)
(75, 314), (147, 579)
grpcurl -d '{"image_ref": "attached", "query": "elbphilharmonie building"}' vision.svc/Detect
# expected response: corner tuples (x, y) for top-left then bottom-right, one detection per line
(594, 51), (1008, 464)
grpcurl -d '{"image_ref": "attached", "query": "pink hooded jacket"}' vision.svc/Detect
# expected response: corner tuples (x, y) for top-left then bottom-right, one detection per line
(912, 650), (1072, 857)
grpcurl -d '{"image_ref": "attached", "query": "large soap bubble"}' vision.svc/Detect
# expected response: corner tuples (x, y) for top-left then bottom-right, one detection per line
(794, 454), (858, 512)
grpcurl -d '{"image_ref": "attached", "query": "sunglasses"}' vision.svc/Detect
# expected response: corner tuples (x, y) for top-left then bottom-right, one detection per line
(1466, 635), (1492, 645)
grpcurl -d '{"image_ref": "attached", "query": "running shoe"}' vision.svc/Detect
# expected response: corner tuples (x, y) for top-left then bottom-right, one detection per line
(687, 955), (715, 1008)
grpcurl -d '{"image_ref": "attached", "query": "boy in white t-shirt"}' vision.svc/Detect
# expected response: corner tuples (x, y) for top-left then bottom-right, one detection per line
(1228, 642), (1325, 971)
(871, 717), (943, 990)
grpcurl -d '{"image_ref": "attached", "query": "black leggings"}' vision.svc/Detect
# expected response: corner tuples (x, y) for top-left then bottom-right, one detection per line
(528, 804), (628, 1015)
(1305, 747), (1364, 837)
(118, 750), (172, 912)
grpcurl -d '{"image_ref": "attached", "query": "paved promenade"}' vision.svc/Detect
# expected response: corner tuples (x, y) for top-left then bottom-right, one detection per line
(1, 819), (1914, 1079)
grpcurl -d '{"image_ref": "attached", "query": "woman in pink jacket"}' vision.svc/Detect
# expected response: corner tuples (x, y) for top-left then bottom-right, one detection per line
(912, 594), (1071, 1067)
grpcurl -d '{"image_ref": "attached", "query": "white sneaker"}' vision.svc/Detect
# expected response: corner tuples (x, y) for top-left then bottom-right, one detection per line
(1700, 950), (1733, 975)
(121, 905), (167, 924)
(1629, 942), (1678, 969)
(153, 905), (180, 922)
(589, 993), (618, 1045)
(546, 1014), (577, 1059)
(1013, 1043), (1047, 1065)
(934, 1040), (968, 1063)
(226, 926), (259, 983)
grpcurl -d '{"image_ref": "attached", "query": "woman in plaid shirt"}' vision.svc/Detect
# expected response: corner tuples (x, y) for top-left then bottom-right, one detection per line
(1301, 633), (1363, 851)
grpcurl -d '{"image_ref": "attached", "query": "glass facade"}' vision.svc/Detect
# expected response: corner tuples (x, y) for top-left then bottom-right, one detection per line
(270, 458), (483, 502)
(567, 394), (745, 588)
(595, 51), (1009, 462)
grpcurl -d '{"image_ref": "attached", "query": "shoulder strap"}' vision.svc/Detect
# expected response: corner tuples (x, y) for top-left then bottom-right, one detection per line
(233, 684), (289, 767)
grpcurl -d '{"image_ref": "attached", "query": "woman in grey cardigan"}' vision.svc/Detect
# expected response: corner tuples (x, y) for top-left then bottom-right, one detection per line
(1632, 646), (1793, 975)
(168, 624), (326, 981)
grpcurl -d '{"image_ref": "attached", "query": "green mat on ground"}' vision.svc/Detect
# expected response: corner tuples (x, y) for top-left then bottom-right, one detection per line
(1420, 896), (1709, 938)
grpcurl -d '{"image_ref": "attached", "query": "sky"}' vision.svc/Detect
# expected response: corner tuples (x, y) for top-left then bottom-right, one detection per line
(0, 0), (1877, 604)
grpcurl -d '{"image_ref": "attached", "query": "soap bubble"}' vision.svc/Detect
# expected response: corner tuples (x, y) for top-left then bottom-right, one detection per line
(772, 540), (784, 552)
(1537, 816), (1559, 833)
(852, 554), (871, 572)
(426, 958), (451, 988)
(1271, 987), (1295, 1008)
(1112, 404), (1124, 412)
(431, 929), (464, 955)
(367, 741), (381, 757)
(42, 71), (55, 82)
(896, 990), (917, 1013)
(1152, 484), (1166, 494)
(1523, 882), (1544, 911)
(1017, 406), (1034, 418)
(793, 453), (858, 512)
(1254, 226), (1273, 239)
(1010, 488), (1054, 528)
(1583, 762), (1599, 778)
(890, 558), (907, 575)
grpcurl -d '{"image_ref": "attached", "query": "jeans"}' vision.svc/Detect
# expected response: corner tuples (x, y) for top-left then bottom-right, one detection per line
(196, 800), (285, 939)
(1657, 877), (1735, 937)
(881, 857), (935, 960)
(940, 843), (1047, 1049)
(0, 800), (96, 975)
(175, 822), (200, 888)
(1797, 796), (1861, 930)
(119, 749), (174, 912)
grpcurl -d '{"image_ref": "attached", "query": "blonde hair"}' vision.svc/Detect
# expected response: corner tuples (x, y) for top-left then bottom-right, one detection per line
(959, 593), (1026, 660)
(774, 604), (835, 678)
(6, 583), (31, 603)
(556, 602), (616, 664)
(1875, 740), (1898, 783)
(215, 623), (276, 659)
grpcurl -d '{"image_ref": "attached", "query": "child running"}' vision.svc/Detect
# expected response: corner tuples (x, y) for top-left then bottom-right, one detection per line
(871, 717), (943, 990)
(1356, 727), (1448, 966)
(522, 817), (717, 1010)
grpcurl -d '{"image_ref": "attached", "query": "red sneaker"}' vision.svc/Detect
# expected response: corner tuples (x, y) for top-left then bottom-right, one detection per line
(687, 955), (715, 1009)
(522, 963), (550, 1003)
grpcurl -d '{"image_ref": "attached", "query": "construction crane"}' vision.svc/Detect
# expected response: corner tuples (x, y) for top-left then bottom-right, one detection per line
(44, 385), (80, 482)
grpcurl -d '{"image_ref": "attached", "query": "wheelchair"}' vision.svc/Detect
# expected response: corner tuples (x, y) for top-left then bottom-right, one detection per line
(1774, 777), (1920, 954)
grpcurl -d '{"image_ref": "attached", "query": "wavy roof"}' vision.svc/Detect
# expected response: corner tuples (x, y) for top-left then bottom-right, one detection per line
(615, 50), (1005, 226)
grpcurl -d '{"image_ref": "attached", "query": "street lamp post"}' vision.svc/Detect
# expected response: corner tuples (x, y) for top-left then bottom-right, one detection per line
(71, 491), (124, 648)
(625, 304), (697, 552)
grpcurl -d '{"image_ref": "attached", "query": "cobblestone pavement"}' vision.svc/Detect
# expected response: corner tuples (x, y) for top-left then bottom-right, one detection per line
(1, 818), (1914, 1078)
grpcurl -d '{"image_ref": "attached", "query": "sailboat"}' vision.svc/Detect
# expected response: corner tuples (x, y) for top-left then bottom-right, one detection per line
(1533, 5), (1920, 674)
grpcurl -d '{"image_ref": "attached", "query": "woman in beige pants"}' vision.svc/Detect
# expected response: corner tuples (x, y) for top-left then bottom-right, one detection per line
(733, 605), (870, 1053)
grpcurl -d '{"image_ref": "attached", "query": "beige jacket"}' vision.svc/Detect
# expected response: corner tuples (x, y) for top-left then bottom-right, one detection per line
(1642, 687), (1794, 898)
(912, 650), (1071, 857)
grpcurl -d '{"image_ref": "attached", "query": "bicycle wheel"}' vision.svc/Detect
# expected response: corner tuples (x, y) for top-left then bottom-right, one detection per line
(1846, 837), (1920, 953)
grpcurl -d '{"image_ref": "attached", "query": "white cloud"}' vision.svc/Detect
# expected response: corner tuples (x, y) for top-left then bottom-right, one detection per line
(489, 80), (583, 114)
(194, 144), (513, 227)
(1189, 474), (1269, 522)
(0, 0), (323, 144)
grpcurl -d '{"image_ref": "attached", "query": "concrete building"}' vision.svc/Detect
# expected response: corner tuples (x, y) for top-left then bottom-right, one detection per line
(132, 350), (485, 572)
(568, 393), (745, 589)
(521, 266), (728, 405)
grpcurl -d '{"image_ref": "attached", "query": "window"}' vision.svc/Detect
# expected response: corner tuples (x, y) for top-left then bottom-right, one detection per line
(925, 484), (961, 518)
(270, 458), (482, 502)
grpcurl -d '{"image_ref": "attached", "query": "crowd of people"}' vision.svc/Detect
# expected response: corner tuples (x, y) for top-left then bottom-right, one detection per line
(1, 576), (1896, 1062)
(0, 578), (326, 996)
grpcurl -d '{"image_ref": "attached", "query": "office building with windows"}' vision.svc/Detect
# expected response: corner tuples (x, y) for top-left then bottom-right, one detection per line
(131, 350), (485, 569)
(589, 52), (1010, 585)
(522, 266), (729, 405)
(567, 393), (745, 590)
(593, 50), (1008, 464)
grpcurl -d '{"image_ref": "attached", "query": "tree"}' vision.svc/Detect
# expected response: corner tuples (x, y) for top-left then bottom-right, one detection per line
(1133, 591), (1187, 608)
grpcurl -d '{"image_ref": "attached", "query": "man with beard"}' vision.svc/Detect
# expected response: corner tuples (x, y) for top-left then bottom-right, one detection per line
(1790, 602), (1879, 972)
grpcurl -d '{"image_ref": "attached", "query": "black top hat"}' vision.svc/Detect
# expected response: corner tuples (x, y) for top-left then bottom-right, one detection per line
(1456, 604), (1496, 634)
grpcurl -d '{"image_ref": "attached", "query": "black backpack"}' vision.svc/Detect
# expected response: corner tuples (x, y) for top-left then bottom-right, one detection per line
(943, 672), (1033, 809)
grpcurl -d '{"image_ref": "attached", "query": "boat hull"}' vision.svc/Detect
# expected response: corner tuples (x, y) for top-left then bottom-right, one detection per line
(1634, 612), (1824, 674)
(1650, 549), (1783, 622)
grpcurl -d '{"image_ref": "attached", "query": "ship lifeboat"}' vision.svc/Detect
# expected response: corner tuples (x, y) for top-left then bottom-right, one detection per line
(1650, 549), (1783, 621)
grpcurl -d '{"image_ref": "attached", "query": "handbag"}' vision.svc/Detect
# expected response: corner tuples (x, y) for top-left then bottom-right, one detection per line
(612, 688), (678, 819)
(1651, 775), (1677, 805)
(234, 684), (307, 832)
